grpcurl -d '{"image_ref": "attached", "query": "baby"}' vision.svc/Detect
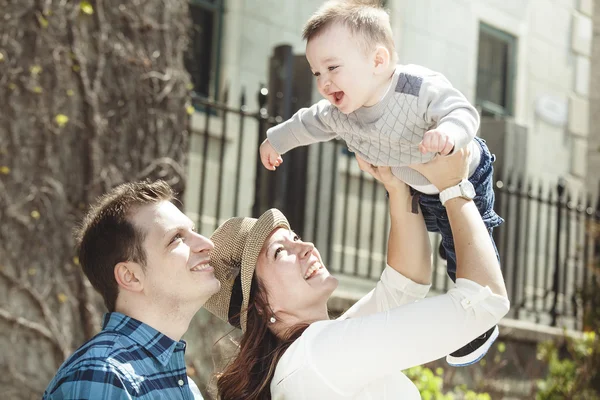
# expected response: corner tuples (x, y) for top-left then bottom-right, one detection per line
(259, 0), (504, 367)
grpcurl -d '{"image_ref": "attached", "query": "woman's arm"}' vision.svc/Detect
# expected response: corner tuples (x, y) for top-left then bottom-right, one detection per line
(355, 157), (432, 285)
(446, 198), (507, 297)
(307, 280), (509, 396)
(336, 158), (432, 320)
(411, 149), (508, 298)
(302, 150), (509, 396)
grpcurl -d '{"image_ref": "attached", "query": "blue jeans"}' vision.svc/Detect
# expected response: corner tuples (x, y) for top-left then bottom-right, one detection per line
(413, 137), (503, 282)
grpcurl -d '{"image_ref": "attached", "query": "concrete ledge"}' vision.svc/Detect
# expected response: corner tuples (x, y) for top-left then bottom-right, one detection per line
(497, 317), (584, 343)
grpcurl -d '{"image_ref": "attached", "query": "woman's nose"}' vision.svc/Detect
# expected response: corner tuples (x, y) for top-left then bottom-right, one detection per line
(299, 241), (315, 258)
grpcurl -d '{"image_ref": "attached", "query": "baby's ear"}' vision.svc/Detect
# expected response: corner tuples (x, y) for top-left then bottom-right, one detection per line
(373, 45), (391, 70)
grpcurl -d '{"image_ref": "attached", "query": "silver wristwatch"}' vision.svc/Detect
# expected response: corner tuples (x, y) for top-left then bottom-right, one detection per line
(439, 179), (476, 206)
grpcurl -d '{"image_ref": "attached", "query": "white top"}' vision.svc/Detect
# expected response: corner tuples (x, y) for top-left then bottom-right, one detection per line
(271, 267), (510, 399)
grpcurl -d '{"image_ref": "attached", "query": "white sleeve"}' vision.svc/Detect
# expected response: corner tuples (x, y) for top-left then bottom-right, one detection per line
(307, 278), (510, 396)
(338, 266), (431, 320)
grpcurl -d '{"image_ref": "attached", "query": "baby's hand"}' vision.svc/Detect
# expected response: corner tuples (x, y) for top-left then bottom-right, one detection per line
(260, 139), (283, 171)
(419, 129), (455, 155)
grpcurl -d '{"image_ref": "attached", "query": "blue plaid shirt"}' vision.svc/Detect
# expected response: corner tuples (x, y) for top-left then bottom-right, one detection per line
(43, 312), (203, 399)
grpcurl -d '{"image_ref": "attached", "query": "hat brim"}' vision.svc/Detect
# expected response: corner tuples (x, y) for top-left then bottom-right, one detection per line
(239, 209), (290, 332)
(203, 209), (290, 333)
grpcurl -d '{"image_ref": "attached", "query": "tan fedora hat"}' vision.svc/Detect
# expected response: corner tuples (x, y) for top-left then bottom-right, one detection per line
(204, 208), (290, 332)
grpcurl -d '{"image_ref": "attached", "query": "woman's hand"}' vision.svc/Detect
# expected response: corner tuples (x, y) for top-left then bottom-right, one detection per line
(410, 147), (471, 192)
(355, 155), (406, 193)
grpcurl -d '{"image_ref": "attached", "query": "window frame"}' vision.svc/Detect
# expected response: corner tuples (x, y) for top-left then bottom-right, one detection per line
(475, 22), (517, 117)
(188, 0), (224, 101)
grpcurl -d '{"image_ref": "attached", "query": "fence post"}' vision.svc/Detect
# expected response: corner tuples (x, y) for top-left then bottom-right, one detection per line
(251, 45), (313, 231)
(550, 178), (565, 326)
(252, 85), (269, 218)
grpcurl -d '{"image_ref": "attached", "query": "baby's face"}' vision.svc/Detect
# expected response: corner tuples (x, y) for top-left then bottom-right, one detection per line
(306, 23), (380, 114)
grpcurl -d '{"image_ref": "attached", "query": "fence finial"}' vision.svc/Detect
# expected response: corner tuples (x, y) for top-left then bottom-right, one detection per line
(258, 84), (268, 109)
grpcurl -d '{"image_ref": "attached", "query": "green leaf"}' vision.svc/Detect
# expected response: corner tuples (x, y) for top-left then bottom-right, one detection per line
(55, 114), (69, 127)
(80, 1), (94, 15)
(37, 14), (49, 28)
(497, 342), (506, 353)
(30, 65), (42, 75)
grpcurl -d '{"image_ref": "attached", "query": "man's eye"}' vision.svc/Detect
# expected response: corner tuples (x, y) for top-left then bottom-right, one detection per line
(171, 233), (183, 244)
(274, 247), (284, 258)
(328, 66), (338, 71)
(293, 235), (301, 241)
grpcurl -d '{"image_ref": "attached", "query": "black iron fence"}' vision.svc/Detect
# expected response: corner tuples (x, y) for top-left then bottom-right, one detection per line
(190, 89), (600, 331)
(493, 173), (600, 329)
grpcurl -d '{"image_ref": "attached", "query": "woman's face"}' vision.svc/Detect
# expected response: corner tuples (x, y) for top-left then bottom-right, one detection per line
(255, 228), (338, 319)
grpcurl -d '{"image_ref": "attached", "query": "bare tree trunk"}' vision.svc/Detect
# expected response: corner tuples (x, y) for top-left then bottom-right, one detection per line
(0, 1), (191, 398)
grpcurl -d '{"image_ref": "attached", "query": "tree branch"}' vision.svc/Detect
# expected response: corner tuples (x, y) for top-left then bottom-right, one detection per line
(0, 269), (69, 358)
(0, 308), (55, 345)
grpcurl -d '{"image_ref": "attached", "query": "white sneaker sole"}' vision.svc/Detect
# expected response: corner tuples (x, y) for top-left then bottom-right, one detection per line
(446, 325), (499, 367)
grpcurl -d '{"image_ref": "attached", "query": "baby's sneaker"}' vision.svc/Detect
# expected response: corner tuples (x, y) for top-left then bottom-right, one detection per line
(446, 325), (499, 367)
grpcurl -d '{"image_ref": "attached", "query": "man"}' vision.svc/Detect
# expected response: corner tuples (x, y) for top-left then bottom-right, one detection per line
(43, 180), (219, 399)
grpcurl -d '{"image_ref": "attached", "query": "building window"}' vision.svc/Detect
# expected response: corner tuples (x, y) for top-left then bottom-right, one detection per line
(476, 23), (517, 117)
(185, 0), (224, 99)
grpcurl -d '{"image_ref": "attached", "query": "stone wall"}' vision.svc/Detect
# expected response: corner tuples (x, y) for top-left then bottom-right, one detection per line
(589, 0), (600, 194)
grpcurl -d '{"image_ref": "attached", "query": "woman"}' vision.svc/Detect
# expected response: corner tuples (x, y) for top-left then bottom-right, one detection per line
(204, 148), (510, 399)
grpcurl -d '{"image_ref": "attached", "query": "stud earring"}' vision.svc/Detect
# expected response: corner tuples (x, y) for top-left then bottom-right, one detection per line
(269, 316), (276, 324)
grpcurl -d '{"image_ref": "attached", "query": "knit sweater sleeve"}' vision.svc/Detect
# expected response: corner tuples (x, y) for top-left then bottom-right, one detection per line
(417, 70), (480, 152)
(266, 99), (339, 154)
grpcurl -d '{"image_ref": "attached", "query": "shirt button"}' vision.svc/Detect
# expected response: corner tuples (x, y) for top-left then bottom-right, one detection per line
(178, 379), (184, 386)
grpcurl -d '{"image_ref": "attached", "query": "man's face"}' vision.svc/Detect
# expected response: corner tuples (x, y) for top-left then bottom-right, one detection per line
(130, 201), (220, 311)
(306, 23), (379, 114)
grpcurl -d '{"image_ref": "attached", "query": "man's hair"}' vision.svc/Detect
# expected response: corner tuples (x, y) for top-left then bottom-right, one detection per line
(75, 180), (175, 312)
(302, 0), (397, 64)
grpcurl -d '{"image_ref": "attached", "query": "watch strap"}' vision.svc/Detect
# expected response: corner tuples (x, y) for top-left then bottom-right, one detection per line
(439, 185), (462, 206)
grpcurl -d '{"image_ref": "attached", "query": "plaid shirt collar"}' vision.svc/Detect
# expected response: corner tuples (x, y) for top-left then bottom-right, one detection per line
(101, 312), (184, 367)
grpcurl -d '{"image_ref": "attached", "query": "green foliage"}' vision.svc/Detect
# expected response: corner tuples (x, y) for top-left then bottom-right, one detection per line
(536, 225), (600, 400)
(404, 365), (491, 400)
(536, 332), (600, 400)
(79, 1), (94, 15)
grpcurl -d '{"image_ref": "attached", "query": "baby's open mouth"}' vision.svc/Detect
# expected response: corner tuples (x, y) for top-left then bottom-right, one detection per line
(333, 91), (345, 105)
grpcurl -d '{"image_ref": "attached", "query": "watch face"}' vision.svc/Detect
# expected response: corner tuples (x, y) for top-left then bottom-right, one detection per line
(461, 180), (476, 199)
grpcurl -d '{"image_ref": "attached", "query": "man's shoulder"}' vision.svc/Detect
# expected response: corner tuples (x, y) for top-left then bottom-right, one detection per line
(52, 330), (142, 379)
(43, 331), (142, 398)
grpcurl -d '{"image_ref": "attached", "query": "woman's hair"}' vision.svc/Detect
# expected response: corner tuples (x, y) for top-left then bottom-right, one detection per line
(216, 277), (308, 400)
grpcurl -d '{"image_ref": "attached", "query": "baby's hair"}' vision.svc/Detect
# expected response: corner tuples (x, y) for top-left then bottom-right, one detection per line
(302, 0), (397, 63)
